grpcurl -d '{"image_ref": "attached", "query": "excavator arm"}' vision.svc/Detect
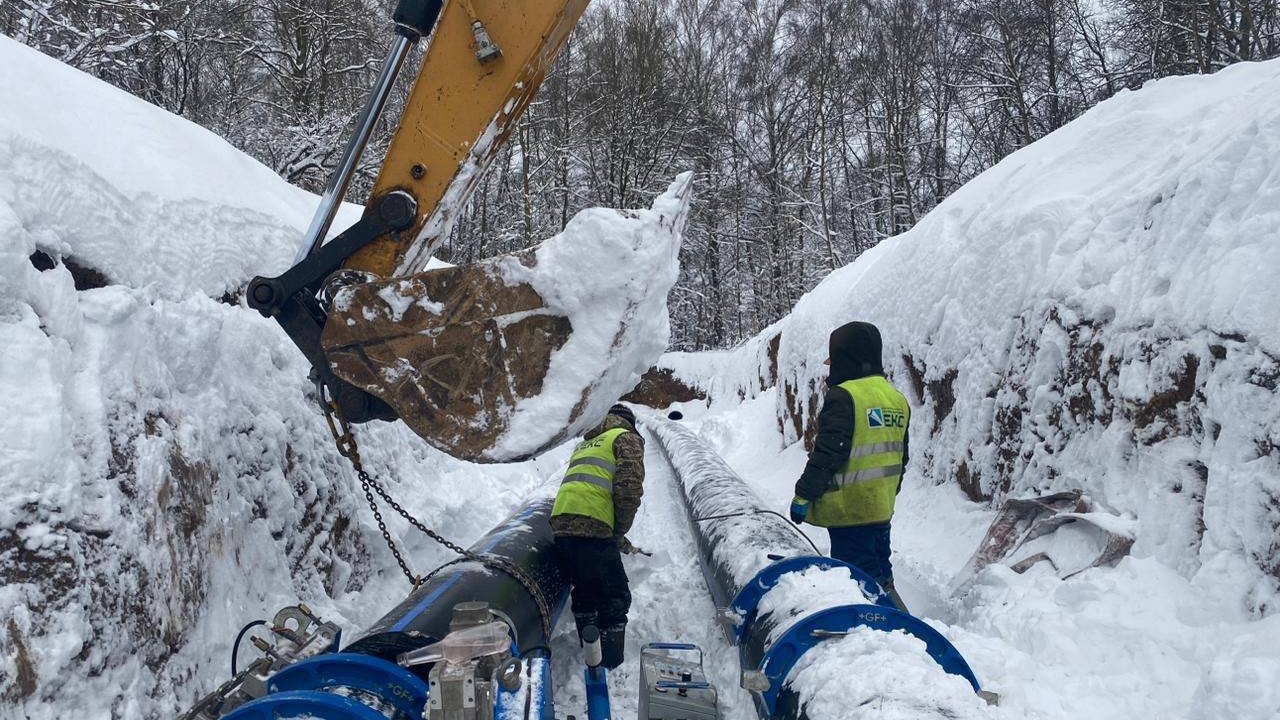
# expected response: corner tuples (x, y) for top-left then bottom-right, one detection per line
(247, 0), (599, 461)
(354, 0), (589, 276)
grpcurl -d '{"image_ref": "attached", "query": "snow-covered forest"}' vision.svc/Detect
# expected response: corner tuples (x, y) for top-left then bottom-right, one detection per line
(6, 0), (1280, 348)
(4, 1), (1280, 718)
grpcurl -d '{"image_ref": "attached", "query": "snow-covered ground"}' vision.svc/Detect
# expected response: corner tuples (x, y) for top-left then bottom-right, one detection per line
(668, 392), (1280, 719)
(4, 26), (1280, 720)
(647, 56), (1280, 719)
(0, 35), (667, 717)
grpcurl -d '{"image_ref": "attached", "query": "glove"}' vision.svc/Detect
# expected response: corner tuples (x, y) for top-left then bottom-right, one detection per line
(789, 497), (810, 524)
(616, 536), (652, 556)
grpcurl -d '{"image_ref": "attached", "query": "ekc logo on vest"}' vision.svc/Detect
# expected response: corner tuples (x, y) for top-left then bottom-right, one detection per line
(867, 407), (906, 429)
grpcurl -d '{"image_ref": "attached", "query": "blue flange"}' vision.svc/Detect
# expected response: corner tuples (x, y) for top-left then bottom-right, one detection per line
(223, 690), (393, 720)
(728, 556), (894, 641)
(753, 603), (982, 715)
(224, 653), (430, 720)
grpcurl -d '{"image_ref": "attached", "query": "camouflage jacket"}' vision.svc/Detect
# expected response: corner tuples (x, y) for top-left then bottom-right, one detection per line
(550, 414), (645, 539)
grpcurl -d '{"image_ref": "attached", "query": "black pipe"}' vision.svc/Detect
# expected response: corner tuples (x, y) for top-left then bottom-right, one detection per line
(651, 420), (842, 718)
(651, 420), (986, 719)
(343, 498), (567, 675)
(650, 420), (814, 649)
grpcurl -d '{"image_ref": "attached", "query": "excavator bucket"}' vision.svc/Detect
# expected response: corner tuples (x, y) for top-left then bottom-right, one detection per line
(247, 0), (688, 462)
(322, 253), (566, 461)
(322, 175), (692, 463)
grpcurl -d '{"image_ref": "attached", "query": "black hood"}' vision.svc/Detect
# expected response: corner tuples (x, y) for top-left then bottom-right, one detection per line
(827, 321), (884, 385)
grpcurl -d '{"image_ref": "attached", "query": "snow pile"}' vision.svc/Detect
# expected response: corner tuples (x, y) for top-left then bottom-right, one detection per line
(0, 36), (360, 298)
(0, 240), (563, 715)
(755, 566), (876, 642)
(760, 61), (1280, 611)
(655, 322), (782, 408)
(784, 627), (991, 720)
(494, 173), (690, 458)
(0, 254), (365, 710)
(0, 37), (646, 718)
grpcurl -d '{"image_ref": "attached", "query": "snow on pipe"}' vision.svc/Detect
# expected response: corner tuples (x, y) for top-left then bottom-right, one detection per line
(223, 498), (568, 720)
(649, 420), (984, 718)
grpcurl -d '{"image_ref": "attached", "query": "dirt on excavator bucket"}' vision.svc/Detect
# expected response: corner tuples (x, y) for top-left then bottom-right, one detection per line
(321, 250), (574, 462)
(323, 174), (691, 463)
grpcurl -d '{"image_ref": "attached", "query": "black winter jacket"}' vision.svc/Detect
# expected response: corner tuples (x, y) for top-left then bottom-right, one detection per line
(794, 321), (910, 502)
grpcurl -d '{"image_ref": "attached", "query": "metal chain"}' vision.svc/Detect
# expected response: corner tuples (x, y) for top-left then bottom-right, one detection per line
(321, 395), (555, 641)
(356, 464), (426, 588)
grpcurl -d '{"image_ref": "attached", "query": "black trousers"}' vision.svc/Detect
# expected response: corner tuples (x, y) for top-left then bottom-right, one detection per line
(553, 535), (631, 632)
(554, 535), (631, 668)
(828, 521), (893, 586)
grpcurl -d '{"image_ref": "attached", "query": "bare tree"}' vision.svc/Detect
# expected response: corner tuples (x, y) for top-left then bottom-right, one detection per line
(12, 0), (1280, 349)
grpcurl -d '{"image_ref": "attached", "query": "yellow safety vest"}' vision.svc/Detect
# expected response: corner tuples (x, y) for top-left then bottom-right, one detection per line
(551, 428), (629, 529)
(808, 376), (910, 528)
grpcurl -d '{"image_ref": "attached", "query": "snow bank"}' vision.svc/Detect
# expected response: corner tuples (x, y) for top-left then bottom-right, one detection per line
(746, 60), (1280, 611)
(0, 233), (564, 715)
(654, 59), (1280, 720)
(0, 36), (361, 297)
(0, 248), (365, 711)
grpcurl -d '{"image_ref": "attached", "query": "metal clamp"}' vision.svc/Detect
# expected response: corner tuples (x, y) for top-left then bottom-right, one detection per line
(178, 605), (343, 720)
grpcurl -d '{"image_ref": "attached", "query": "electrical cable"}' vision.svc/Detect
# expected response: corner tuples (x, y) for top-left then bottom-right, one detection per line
(231, 619), (268, 675)
(692, 509), (822, 556)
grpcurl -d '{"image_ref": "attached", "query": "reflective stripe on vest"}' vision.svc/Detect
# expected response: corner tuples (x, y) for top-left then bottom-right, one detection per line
(808, 376), (910, 528)
(832, 463), (906, 486)
(562, 456), (618, 491)
(848, 441), (905, 459)
(552, 427), (629, 529)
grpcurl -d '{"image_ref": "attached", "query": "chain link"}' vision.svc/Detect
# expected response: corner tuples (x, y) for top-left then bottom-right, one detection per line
(321, 395), (555, 641)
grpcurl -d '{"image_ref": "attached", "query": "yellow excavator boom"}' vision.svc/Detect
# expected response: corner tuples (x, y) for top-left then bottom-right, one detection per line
(353, 0), (590, 276)
(247, 0), (649, 462)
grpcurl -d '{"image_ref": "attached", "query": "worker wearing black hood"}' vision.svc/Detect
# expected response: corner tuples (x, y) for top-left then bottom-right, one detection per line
(789, 321), (911, 612)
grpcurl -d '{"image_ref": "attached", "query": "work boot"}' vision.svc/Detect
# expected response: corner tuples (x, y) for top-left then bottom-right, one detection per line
(881, 579), (909, 614)
(600, 625), (626, 669)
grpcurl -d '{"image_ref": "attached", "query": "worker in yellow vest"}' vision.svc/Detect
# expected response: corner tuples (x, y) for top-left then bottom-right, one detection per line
(550, 403), (645, 668)
(789, 321), (911, 612)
